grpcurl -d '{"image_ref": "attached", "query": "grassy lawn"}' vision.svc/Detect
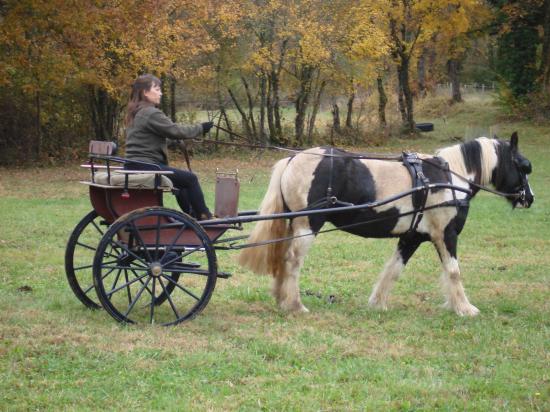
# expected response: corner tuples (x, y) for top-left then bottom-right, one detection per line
(1, 96), (549, 410)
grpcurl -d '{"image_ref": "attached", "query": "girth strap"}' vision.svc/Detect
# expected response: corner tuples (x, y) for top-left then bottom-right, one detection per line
(402, 152), (430, 233)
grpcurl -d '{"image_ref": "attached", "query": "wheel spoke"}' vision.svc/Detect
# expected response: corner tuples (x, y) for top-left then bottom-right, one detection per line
(124, 270), (132, 304)
(150, 277), (156, 324)
(75, 241), (97, 252)
(163, 223), (188, 257)
(161, 246), (202, 266)
(161, 273), (200, 301)
(129, 269), (154, 297)
(159, 278), (180, 319)
(75, 259), (117, 272)
(161, 266), (211, 276)
(110, 239), (148, 267)
(124, 276), (152, 318)
(154, 215), (161, 261)
(100, 265), (150, 272)
(129, 221), (153, 263)
(90, 219), (105, 236)
(83, 268), (120, 295)
(74, 263), (94, 271)
(107, 272), (147, 298)
(110, 268), (123, 292)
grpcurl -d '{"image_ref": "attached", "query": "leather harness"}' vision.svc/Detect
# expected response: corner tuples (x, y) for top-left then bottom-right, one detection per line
(322, 151), (465, 235)
(401, 152), (431, 233)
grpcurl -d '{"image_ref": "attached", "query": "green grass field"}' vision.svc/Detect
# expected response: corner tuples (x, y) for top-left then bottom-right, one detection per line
(1, 96), (549, 411)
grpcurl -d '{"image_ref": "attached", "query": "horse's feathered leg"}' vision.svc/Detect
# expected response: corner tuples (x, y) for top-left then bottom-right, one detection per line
(432, 233), (479, 316)
(368, 235), (423, 310)
(273, 217), (314, 313)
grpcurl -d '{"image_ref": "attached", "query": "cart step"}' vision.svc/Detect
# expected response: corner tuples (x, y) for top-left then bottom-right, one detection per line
(217, 271), (232, 279)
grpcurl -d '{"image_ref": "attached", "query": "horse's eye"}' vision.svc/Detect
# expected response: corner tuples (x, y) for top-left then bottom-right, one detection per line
(514, 157), (532, 174)
(520, 159), (532, 174)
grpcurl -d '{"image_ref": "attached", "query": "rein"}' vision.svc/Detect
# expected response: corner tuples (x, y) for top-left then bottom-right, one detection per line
(200, 125), (403, 160)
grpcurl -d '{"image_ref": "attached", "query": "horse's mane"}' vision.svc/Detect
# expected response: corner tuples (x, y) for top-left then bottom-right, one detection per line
(435, 137), (499, 185)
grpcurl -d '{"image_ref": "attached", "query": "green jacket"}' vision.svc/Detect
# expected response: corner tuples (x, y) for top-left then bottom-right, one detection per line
(125, 106), (203, 165)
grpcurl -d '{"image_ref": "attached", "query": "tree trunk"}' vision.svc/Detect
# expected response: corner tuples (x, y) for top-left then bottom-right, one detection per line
(397, 57), (415, 133)
(170, 77), (177, 122)
(34, 90), (42, 159)
(389, 12), (418, 134)
(275, 40), (287, 143)
(307, 79), (326, 144)
(332, 102), (341, 134)
(241, 76), (257, 141)
(397, 75), (407, 124)
(228, 87), (253, 141)
(88, 85), (120, 142)
(160, 73), (169, 115)
(266, 74), (275, 142)
(345, 86), (355, 129)
(294, 65), (315, 146)
(267, 70), (284, 144)
(541, 0), (550, 89)
(417, 48), (427, 97)
(259, 73), (267, 145)
(377, 76), (387, 127)
(216, 87), (232, 138)
(272, 70), (283, 143)
(448, 58), (463, 103)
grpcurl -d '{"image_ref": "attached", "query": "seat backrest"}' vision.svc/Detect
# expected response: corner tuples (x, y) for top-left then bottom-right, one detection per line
(89, 140), (117, 155)
(215, 173), (240, 218)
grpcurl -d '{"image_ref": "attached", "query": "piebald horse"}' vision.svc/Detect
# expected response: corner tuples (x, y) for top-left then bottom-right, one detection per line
(238, 133), (534, 316)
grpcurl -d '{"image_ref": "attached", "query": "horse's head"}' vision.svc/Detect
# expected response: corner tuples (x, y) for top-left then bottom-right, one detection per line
(494, 132), (534, 208)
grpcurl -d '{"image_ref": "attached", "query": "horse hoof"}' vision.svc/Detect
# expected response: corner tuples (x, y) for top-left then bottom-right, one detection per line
(453, 303), (480, 317)
(280, 301), (309, 313)
(368, 296), (388, 311)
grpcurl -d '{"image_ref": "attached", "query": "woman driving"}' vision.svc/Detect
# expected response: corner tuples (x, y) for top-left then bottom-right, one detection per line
(124, 74), (214, 220)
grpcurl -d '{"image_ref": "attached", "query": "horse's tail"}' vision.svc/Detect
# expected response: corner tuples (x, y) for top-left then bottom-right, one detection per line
(238, 157), (291, 276)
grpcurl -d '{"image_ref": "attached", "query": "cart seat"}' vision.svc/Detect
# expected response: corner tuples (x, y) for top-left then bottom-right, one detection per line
(87, 171), (173, 191)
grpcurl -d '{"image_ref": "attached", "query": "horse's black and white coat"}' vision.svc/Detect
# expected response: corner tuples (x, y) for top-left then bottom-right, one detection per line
(238, 133), (534, 316)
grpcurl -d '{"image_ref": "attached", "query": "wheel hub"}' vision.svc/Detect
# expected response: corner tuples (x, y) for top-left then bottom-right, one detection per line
(150, 263), (163, 277)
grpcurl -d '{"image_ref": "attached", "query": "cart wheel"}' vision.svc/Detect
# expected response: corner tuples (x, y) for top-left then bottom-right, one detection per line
(93, 207), (217, 325)
(65, 210), (106, 309)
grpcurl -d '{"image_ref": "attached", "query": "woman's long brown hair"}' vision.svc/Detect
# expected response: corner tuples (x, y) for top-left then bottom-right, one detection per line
(124, 74), (161, 127)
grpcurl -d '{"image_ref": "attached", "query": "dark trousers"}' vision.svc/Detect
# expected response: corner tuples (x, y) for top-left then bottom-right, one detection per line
(125, 162), (211, 218)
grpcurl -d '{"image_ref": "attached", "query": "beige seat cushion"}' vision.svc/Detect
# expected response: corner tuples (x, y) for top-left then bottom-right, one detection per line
(93, 172), (173, 190)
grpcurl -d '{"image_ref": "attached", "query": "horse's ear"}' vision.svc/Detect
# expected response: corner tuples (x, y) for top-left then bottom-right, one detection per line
(510, 131), (519, 152)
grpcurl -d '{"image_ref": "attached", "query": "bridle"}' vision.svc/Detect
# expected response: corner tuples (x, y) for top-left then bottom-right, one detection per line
(420, 157), (527, 202)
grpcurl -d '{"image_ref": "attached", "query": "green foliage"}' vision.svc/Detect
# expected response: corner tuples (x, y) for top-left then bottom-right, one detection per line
(496, 24), (539, 97)
(491, 0), (549, 99)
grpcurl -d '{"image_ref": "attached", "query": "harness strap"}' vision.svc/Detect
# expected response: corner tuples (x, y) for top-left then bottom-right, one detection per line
(327, 147), (334, 198)
(439, 156), (461, 217)
(402, 152), (430, 233)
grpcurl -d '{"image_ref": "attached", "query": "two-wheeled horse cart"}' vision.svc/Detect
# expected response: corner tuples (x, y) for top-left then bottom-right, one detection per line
(65, 141), (247, 326)
(66, 141), (472, 326)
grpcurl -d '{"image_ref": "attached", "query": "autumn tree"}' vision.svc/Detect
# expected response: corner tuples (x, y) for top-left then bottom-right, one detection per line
(491, 0), (550, 97)
(0, 0), (83, 160)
